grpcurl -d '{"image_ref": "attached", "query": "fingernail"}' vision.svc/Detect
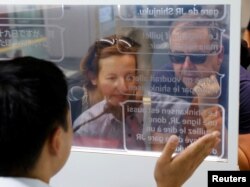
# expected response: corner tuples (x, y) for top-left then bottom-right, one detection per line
(168, 135), (179, 143)
(212, 131), (220, 137)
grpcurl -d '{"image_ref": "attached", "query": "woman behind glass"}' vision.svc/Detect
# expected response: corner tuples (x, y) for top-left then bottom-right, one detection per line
(73, 35), (145, 150)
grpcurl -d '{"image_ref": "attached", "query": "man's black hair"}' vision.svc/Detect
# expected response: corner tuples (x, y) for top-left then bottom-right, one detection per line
(247, 19), (250, 31)
(241, 39), (250, 69)
(0, 56), (69, 176)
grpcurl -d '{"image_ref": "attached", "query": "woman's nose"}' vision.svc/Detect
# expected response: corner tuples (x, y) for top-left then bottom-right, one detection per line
(117, 78), (129, 93)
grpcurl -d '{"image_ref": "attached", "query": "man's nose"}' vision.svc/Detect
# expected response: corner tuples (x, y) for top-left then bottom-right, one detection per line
(183, 56), (195, 67)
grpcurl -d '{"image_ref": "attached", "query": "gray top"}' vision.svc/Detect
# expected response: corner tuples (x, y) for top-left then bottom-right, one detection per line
(73, 93), (189, 150)
(73, 100), (145, 150)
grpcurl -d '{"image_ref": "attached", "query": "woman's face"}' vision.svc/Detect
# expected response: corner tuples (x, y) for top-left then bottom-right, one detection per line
(92, 54), (137, 106)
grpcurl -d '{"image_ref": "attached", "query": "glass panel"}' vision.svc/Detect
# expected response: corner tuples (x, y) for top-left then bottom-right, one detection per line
(0, 4), (230, 160)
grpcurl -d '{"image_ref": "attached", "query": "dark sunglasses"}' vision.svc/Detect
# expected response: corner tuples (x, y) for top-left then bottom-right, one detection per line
(169, 53), (209, 64)
(95, 36), (139, 52)
(86, 36), (139, 71)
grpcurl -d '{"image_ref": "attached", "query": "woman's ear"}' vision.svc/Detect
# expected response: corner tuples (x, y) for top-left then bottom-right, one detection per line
(91, 78), (97, 86)
(88, 72), (97, 86)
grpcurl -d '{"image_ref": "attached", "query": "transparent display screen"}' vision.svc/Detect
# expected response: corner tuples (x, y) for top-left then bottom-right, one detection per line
(0, 4), (230, 160)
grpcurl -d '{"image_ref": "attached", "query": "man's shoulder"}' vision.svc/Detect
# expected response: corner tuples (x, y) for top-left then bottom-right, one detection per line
(0, 177), (50, 187)
(240, 66), (250, 81)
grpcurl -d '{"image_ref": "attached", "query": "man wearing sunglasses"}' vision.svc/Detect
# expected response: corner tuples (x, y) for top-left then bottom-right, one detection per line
(168, 21), (224, 102)
(151, 14), (226, 155)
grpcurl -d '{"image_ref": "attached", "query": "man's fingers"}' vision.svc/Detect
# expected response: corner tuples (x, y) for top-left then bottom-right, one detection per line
(193, 74), (220, 97)
(201, 106), (223, 132)
(201, 106), (221, 116)
(174, 131), (221, 166)
(155, 131), (221, 186)
(159, 135), (179, 162)
(210, 74), (217, 82)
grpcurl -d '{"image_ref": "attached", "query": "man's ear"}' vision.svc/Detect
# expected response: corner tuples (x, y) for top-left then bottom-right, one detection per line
(217, 46), (224, 65)
(48, 127), (63, 156)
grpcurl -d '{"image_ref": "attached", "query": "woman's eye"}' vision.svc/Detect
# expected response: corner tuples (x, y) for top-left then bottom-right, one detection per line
(106, 76), (116, 80)
(126, 74), (135, 81)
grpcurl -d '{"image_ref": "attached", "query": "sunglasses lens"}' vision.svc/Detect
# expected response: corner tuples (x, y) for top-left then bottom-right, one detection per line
(170, 54), (207, 64)
(96, 37), (136, 50)
(118, 37), (133, 48)
(96, 39), (114, 49)
(190, 55), (207, 64)
(169, 55), (186, 64)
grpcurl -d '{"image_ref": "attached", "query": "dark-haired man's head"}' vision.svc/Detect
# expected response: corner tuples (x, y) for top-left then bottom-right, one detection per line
(0, 56), (72, 181)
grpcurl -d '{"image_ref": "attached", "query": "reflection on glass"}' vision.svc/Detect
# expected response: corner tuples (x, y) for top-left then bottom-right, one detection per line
(0, 4), (230, 160)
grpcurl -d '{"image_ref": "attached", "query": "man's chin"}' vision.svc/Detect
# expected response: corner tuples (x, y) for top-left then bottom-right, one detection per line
(183, 77), (198, 86)
(183, 82), (196, 90)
